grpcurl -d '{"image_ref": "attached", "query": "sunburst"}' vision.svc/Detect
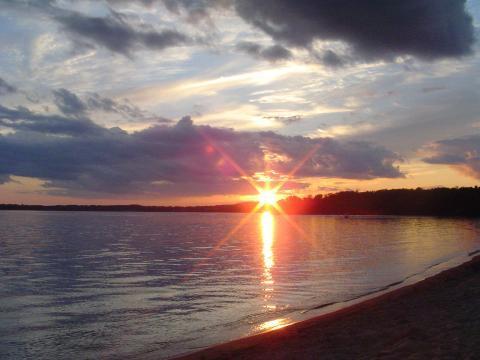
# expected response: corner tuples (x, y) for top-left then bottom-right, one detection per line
(181, 129), (319, 282)
(258, 189), (277, 206)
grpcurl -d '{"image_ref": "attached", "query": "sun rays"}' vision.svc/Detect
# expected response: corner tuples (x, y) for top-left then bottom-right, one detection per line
(180, 128), (320, 283)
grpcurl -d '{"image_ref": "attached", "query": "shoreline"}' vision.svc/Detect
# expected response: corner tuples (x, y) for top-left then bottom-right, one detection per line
(171, 254), (480, 359)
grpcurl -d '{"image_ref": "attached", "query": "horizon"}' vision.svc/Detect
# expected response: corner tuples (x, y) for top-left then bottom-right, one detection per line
(0, 185), (476, 207)
(1, 1), (479, 205)
(2, 186), (479, 213)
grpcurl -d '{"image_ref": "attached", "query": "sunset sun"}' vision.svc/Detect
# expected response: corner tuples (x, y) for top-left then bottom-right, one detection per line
(258, 189), (277, 206)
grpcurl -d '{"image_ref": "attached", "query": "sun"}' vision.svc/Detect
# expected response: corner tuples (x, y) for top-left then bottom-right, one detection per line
(258, 189), (277, 206)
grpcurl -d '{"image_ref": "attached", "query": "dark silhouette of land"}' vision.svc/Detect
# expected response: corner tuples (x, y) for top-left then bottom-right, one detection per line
(2, 187), (480, 216)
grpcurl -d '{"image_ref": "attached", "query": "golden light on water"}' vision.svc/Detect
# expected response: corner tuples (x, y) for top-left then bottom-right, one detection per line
(257, 318), (289, 332)
(258, 210), (290, 332)
(261, 211), (275, 271)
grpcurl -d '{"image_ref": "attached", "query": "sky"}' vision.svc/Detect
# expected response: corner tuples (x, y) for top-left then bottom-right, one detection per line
(0, 0), (479, 205)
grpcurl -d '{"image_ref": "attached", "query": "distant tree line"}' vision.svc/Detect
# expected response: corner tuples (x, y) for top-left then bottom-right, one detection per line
(0, 202), (256, 213)
(1, 187), (480, 217)
(277, 187), (480, 216)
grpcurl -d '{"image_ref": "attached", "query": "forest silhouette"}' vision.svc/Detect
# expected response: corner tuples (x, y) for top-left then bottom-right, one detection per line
(2, 187), (480, 217)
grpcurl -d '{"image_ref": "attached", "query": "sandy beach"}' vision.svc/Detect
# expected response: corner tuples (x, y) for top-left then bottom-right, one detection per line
(174, 255), (480, 360)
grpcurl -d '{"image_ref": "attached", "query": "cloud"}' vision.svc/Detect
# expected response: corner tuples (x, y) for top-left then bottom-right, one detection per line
(0, 174), (11, 185)
(14, 0), (475, 65)
(263, 132), (403, 179)
(53, 88), (87, 117)
(263, 115), (302, 125)
(0, 78), (17, 95)
(233, 0), (475, 63)
(315, 122), (376, 138)
(0, 108), (403, 197)
(423, 135), (480, 179)
(52, 88), (165, 122)
(86, 93), (156, 120)
(161, 0), (229, 26)
(0, 104), (101, 136)
(319, 50), (345, 68)
(155, 0), (475, 65)
(236, 41), (292, 62)
(55, 10), (191, 56)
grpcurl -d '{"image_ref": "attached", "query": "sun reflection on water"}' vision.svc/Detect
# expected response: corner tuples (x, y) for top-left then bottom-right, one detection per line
(258, 210), (287, 331)
(257, 211), (296, 332)
(262, 211), (275, 272)
(257, 318), (289, 331)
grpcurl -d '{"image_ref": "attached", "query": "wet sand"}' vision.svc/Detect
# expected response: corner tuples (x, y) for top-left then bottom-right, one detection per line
(174, 255), (480, 359)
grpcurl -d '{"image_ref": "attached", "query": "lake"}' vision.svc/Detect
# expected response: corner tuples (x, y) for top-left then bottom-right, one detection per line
(1, 211), (479, 359)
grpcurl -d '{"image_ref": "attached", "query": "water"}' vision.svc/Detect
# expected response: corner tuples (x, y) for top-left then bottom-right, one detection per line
(1, 211), (479, 359)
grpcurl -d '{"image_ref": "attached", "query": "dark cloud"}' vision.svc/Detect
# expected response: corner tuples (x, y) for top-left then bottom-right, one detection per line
(236, 41), (292, 62)
(53, 88), (87, 117)
(0, 104), (101, 136)
(55, 10), (191, 56)
(423, 135), (480, 179)
(233, 0), (475, 63)
(52, 88), (163, 121)
(319, 50), (345, 68)
(0, 108), (402, 197)
(86, 93), (145, 119)
(8, 0), (475, 64)
(153, 0), (475, 64)
(0, 174), (11, 184)
(261, 44), (292, 62)
(236, 41), (261, 55)
(0, 78), (17, 95)
(2, 2), (192, 56)
(262, 133), (403, 179)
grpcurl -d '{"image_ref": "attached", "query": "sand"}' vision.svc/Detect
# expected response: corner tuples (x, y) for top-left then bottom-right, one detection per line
(173, 255), (480, 359)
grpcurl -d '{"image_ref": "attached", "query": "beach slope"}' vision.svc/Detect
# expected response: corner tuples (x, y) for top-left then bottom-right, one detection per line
(175, 256), (480, 359)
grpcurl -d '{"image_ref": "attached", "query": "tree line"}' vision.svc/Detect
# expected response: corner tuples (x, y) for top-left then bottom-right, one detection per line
(1, 187), (480, 217)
